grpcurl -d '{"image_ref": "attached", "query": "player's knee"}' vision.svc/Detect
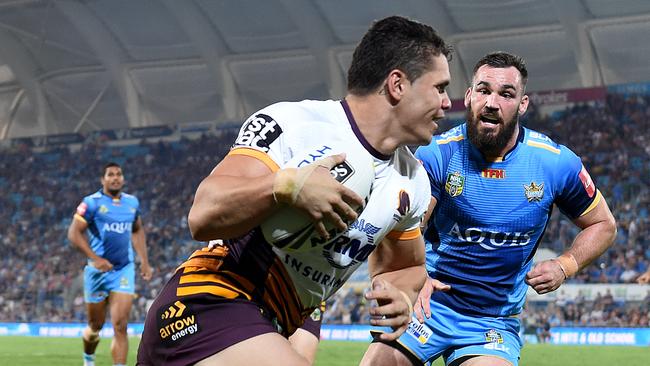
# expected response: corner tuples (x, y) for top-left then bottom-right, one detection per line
(112, 319), (128, 334)
(87, 320), (104, 333)
(83, 327), (100, 343)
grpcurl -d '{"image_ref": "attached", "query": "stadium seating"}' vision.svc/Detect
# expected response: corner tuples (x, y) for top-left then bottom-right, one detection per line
(0, 94), (648, 326)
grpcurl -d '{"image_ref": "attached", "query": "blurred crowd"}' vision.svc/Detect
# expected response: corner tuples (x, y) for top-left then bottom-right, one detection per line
(0, 93), (648, 327)
(525, 94), (650, 285)
(323, 286), (650, 329)
(0, 130), (238, 323)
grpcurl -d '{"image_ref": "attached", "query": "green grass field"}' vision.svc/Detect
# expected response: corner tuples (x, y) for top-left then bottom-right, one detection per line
(0, 337), (648, 365)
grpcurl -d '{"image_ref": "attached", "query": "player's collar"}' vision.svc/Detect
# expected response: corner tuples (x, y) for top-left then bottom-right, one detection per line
(501, 125), (525, 160)
(99, 188), (122, 201)
(340, 99), (392, 161)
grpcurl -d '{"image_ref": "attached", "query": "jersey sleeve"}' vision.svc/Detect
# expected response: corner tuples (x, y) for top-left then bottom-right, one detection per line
(553, 146), (601, 219)
(74, 196), (97, 224)
(414, 142), (445, 200)
(228, 106), (287, 172)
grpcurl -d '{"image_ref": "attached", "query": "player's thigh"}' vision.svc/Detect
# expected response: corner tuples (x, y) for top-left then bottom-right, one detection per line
(86, 301), (108, 329)
(288, 328), (319, 364)
(108, 291), (134, 325)
(453, 355), (513, 366)
(360, 342), (414, 366)
(195, 332), (309, 366)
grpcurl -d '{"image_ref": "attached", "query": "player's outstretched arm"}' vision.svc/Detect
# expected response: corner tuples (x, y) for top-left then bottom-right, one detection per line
(188, 153), (363, 241)
(366, 235), (427, 341)
(526, 197), (616, 294)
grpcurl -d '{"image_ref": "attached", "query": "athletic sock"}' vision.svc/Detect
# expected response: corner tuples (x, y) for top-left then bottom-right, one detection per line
(83, 353), (95, 366)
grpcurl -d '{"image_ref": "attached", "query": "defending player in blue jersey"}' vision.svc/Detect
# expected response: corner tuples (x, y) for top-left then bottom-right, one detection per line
(68, 162), (152, 366)
(361, 52), (617, 366)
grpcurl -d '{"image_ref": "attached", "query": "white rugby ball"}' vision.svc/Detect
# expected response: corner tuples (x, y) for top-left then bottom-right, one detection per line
(261, 141), (375, 250)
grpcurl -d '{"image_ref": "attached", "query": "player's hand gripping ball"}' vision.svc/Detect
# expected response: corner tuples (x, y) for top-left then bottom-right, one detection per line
(261, 141), (375, 250)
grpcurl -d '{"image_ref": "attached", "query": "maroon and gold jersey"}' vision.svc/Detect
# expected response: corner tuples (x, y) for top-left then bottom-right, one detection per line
(177, 99), (430, 335)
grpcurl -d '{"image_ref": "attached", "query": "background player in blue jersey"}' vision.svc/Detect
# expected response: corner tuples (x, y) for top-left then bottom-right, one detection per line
(68, 162), (152, 366)
(361, 52), (617, 366)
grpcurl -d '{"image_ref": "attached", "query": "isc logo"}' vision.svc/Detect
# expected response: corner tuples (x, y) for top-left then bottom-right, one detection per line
(330, 161), (354, 184)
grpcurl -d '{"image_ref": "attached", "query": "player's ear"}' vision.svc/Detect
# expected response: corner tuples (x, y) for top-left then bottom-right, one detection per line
(384, 69), (407, 103)
(463, 87), (472, 108)
(519, 94), (529, 115)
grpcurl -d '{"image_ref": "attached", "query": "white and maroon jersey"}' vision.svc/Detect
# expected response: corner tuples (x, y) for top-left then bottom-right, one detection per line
(177, 99), (430, 335)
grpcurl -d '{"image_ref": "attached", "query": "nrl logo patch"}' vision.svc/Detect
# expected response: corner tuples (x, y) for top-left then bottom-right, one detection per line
(484, 329), (504, 344)
(524, 182), (544, 202)
(310, 307), (322, 322)
(445, 172), (465, 197)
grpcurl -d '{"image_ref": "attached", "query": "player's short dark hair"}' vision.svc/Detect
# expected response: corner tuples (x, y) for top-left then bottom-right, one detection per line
(347, 15), (452, 95)
(102, 162), (121, 177)
(472, 52), (528, 87)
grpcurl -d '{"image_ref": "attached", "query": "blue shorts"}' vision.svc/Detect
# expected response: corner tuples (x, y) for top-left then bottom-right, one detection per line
(391, 300), (522, 366)
(84, 262), (135, 303)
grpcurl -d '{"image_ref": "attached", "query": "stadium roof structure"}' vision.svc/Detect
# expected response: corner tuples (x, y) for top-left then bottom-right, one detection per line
(0, 0), (649, 139)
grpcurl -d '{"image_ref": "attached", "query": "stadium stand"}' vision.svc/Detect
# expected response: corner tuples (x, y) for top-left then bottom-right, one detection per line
(0, 92), (648, 327)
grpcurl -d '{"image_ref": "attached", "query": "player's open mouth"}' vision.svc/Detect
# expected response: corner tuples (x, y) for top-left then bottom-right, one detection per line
(479, 114), (500, 125)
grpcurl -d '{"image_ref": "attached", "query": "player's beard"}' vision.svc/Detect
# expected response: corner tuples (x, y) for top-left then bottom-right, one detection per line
(466, 105), (519, 156)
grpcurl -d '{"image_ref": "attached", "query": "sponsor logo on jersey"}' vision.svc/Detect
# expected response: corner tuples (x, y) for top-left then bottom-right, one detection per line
(293, 144), (355, 184)
(99, 205), (109, 214)
(528, 131), (553, 143)
(322, 235), (376, 269)
(234, 113), (282, 152)
(102, 222), (133, 234)
(578, 165), (595, 198)
(449, 223), (534, 250)
(445, 172), (464, 197)
(295, 145), (333, 167)
(283, 253), (346, 289)
(278, 219), (381, 268)
(158, 301), (199, 343)
(482, 168), (506, 179)
(524, 182), (544, 202)
(76, 202), (87, 216)
(349, 219), (381, 243)
(406, 321), (433, 344)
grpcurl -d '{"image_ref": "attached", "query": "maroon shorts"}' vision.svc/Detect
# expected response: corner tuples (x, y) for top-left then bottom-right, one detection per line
(300, 305), (324, 338)
(136, 272), (277, 366)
